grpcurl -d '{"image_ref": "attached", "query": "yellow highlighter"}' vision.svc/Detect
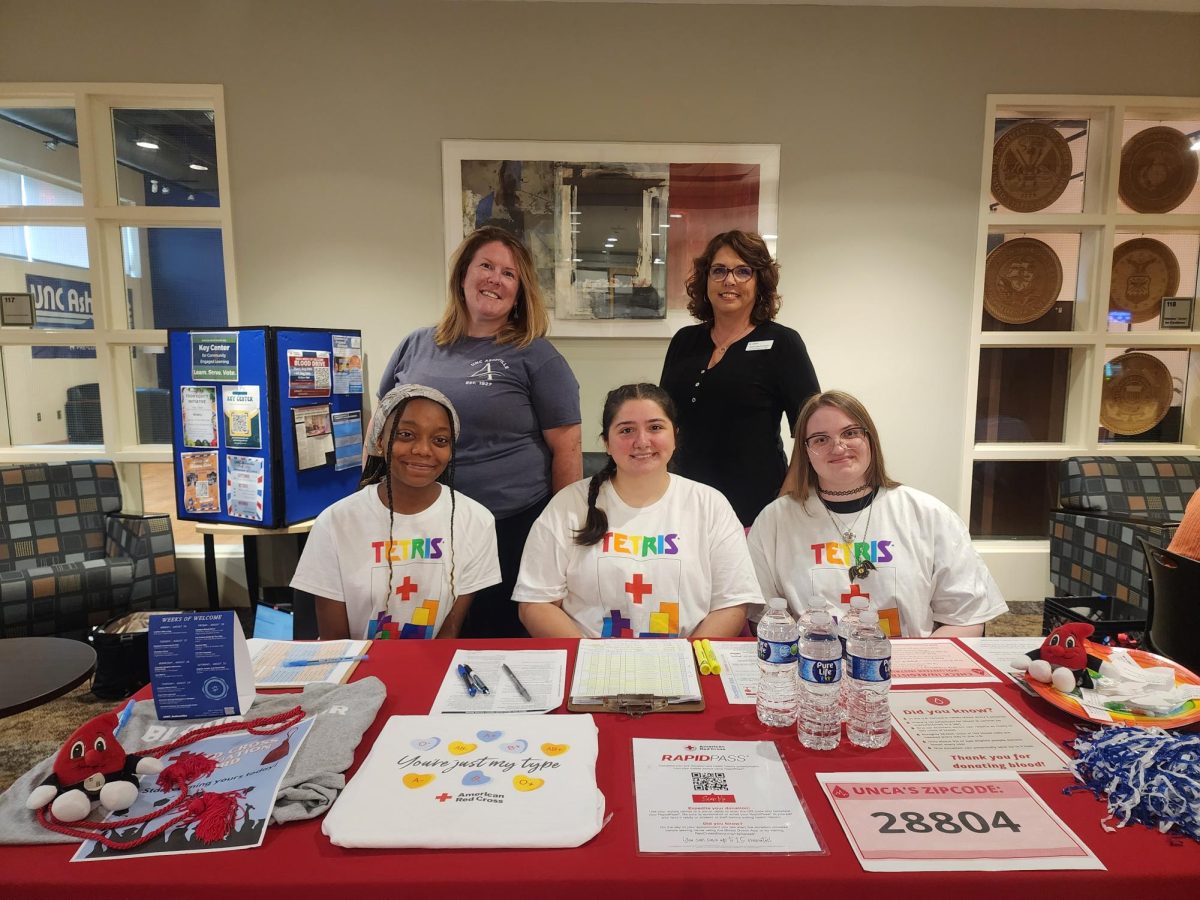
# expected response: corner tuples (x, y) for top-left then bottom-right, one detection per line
(693, 639), (712, 676)
(702, 639), (722, 675)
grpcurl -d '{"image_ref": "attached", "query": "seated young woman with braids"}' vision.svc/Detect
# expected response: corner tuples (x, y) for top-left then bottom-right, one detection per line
(291, 385), (500, 640)
(513, 383), (762, 639)
(748, 389), (1006, 637)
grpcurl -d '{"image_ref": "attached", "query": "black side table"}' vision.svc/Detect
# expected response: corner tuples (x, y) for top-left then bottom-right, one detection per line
(0, 637), (97, 718)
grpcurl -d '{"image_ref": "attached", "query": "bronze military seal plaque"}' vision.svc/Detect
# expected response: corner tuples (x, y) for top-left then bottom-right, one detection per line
(991, 122), (1074, 213)
(1101, 352), (1173, 436)
(1110, 238), (1180, 324)
(984, 237), (1063, 324)
(1119, 126), (1199, 214)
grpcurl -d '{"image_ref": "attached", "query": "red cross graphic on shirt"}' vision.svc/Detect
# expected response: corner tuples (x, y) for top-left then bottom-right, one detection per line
(840, 583), (870, 606)
(395, 576), (419, 602)
(625, 573), (653, 604)
(435, 792), (452, 803)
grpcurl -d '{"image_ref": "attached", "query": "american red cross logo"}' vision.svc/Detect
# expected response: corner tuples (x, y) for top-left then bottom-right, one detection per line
(395, 575), (419, 602)
(840, 583), (870, 605)
(435, 792), (452, 803)
(625, 573), (653, 604)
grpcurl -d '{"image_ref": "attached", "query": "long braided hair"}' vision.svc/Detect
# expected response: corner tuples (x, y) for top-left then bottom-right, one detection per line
(360, 397), (458, 617)
(574, 383), (678, 547)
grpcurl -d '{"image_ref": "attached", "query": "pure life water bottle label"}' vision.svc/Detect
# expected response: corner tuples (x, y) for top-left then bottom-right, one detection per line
(850, 656), (891, 682)
(758, 638), (799, 665)
(800, 656), (843, 684)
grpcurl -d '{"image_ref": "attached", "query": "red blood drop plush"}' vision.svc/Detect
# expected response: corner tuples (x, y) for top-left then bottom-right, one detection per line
(25, 711), (162, 822)
(1011, 622), (1104, 693)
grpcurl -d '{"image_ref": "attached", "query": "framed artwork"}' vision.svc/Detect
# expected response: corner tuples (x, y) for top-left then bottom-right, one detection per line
(442, 140), (780, 337)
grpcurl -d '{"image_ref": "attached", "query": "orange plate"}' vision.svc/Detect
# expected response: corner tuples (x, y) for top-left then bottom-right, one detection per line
(1025, 642), (1200, 729)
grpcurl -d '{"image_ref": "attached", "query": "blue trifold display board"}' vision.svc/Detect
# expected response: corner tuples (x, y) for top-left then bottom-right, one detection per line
(168, 326), (364, 527)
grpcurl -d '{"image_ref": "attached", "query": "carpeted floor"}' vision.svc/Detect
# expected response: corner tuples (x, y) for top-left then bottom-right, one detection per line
(0, 607), (1046, 794)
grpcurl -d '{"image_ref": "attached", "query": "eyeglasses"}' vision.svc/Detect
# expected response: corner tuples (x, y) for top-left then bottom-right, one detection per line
(804, 426), (868, 454)
(709, 264), (755, 283)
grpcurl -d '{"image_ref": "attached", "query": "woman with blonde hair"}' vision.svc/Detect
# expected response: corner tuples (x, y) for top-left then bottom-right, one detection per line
(748, 390), (1006, 637)
(378, 227), (582, 636)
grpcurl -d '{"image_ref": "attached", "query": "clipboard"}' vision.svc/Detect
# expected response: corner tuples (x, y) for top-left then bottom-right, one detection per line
(566, 639), (706, 715)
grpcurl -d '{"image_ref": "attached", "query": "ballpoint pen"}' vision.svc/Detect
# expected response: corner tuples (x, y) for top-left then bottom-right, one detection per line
(283, 655), (369, 667)
(457, 663), (477, 697)
(462, 664), (489, 694)
(502, 663), (532, 701)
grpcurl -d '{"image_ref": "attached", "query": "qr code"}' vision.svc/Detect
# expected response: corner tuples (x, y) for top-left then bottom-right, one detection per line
(690, 771), (728, 792)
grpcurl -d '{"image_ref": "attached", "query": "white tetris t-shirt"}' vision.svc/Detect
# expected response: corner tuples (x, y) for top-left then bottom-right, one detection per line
(291, 484), (500, 639)
(513, 474), (762, 638)
(747, 486), (1006, 637)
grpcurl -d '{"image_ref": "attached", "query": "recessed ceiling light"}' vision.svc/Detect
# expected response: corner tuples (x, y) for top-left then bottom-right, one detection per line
(135, 135), (159, 150)
(188, 161), (209, 171)
(669, 214), (682, 219)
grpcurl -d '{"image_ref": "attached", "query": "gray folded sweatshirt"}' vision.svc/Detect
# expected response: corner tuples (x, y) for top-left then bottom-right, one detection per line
(0, 677), (386, 845)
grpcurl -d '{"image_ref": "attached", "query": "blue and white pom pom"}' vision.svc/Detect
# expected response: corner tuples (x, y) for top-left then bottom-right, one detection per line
(1066, 726), (1200, 841)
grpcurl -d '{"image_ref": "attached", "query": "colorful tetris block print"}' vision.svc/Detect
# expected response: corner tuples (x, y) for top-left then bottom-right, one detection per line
(399, 599), (440, 639)
(602, 609), (633, 638)
(638, 602), (679, 638)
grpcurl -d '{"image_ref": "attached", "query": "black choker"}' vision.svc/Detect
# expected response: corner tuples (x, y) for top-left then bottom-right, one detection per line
(819, 484), (869, 497)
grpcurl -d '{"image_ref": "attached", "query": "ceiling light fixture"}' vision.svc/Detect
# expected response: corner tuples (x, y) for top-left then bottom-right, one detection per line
(669, 213), (682, 219)
(135, 134), (159, 150)
(188, 160), (209, 171)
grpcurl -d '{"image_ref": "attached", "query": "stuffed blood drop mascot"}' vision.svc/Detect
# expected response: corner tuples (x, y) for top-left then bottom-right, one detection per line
(1011, 622), (1105, 693)
(25, 711), (162, 822)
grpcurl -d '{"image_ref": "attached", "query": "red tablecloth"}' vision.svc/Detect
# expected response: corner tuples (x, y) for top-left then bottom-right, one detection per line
(5, 638), (1198, 898)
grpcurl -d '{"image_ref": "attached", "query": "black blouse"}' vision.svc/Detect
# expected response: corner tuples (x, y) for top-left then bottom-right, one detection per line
(660, 320), (820, 527)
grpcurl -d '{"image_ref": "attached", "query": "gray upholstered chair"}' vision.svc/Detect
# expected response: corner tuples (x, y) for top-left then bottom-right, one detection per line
(0, 460), (177, 639)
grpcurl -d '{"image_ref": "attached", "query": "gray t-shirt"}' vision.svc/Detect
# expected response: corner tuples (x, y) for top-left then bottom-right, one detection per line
(378, 327), (581, 518)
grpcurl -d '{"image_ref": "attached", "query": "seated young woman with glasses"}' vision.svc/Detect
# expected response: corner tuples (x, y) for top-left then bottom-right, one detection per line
(748, 390), (1007, 637)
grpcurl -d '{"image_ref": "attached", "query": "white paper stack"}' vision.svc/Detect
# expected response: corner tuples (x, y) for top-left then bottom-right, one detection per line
(322, 714), (605, 848)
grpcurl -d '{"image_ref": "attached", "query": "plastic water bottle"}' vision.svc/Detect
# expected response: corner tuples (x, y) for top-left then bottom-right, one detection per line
(796, 596), (828, 642)
(837, 596), (870, 655)
(837, 596), (869, 721)
(756, 597), (799, 727)
(796, 610), (842, 750)
(845, 609), (892, 749)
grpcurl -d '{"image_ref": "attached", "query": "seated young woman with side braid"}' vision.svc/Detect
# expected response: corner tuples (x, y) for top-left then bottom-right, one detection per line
(292, 384), (500, 640)
(513, 383), (762, 639)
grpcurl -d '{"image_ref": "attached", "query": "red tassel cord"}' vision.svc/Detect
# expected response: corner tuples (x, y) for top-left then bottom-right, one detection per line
(37, 706), (304, 850)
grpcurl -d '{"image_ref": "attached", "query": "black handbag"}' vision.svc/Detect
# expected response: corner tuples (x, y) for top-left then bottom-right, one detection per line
(87, 614), (152, 700)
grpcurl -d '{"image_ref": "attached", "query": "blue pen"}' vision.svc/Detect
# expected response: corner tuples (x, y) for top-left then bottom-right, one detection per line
(457, 664), (477, 697)
(282, 655), (369, 667)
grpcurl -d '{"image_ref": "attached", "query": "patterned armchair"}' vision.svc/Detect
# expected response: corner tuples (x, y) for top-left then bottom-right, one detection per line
(1049, 456), (1200, 610)
(0, 461), (177, 639)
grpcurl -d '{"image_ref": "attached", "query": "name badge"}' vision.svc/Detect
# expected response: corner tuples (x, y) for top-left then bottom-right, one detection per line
(746, 340), (774, 351)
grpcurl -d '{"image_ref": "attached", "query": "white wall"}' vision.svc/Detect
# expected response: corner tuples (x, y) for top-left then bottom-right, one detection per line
(3, 0), (1199, 602)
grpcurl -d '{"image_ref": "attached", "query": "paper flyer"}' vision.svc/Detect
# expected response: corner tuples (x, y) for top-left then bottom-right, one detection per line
(890, 688), (1072, 774)
(960, 637), (1044, 686)
(190, 331), (238, 382)
(890, 639), (1001, 685)
(148, 611), (255, 720)
(632, 738), (821, 853)
(180, 385), (218, 448)
(293, 404), (334, 470)
(708, 641), (761, 704)
(73, 718), (313, 861)
(817, 771), (1103, 872)
(222, 385), (261, 450)
(332, 334), (363, 395)
(288, 349), (332, 398)
(225, 454), (265, 522)
(332, 409), (363, 471)
(180, 451), (220, 513)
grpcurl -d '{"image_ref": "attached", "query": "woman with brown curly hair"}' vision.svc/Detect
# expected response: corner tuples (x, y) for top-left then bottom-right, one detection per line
(660, 230), (819, 526)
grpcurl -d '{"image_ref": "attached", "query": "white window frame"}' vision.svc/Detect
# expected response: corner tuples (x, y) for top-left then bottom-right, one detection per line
(0, 83), (239, 486)
(962, 94), (1200, 568)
